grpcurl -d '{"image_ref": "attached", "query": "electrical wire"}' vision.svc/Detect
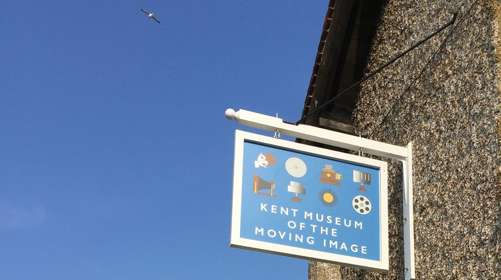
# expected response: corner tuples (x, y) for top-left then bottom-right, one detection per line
(296, 11), (458, 125)
(366, 0), (481, 137)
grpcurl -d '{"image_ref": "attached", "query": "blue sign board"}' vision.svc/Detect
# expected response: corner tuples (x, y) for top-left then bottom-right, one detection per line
(230, 130), (388, 270)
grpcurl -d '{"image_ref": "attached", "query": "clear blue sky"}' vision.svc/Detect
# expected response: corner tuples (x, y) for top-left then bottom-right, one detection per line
(1, 1), (327, 279)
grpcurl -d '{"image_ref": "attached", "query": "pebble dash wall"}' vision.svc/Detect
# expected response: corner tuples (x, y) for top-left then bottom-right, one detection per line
(309, 0), (501, 279)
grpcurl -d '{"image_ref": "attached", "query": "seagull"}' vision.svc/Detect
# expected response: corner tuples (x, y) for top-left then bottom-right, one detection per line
(140, 8), (160, 23)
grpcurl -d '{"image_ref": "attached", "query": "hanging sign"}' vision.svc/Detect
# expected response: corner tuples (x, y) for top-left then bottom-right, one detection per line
(230, 130), (388, 270)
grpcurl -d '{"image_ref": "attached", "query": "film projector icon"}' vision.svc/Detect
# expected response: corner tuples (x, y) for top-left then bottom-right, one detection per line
(252, 152), (277, 197)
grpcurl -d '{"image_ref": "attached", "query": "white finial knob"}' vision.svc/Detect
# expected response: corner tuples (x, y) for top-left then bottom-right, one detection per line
(225, 108), (237, 120)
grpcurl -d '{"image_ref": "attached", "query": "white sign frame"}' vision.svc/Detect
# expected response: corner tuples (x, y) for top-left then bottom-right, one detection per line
(226, 108), (415, 279)
(230, 130), (389, 271)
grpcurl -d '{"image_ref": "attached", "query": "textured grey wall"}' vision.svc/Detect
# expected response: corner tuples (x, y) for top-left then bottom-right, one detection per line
(310, 0), (500, 279)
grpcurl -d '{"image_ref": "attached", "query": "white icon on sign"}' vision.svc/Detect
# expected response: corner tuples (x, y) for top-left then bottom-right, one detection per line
(352, 195), (372, 215)
(254, 153), (276, 168)
(288, 181), (306, 202)
(285, 157), (307, 178)
(353, 170), (371, 192)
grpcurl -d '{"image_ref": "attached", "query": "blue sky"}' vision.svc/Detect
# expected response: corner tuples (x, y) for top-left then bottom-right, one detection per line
(0, 1), (327, 279)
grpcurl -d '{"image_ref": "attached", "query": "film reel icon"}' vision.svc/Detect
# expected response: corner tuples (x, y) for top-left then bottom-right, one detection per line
(352, 195), (372, 215)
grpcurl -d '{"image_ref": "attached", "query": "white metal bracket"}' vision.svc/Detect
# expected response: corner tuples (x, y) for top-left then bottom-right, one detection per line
(225, 108), (415, 279)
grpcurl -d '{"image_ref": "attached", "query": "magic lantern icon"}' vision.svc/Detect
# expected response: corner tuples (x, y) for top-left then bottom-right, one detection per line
(320, 164), (342, 185)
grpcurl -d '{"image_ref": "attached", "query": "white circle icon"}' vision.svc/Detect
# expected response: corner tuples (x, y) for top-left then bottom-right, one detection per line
(352, 195), (372, 215)
(285, 157), (307, 178)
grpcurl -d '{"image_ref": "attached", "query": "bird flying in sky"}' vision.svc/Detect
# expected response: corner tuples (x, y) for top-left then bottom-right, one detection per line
(140, 9), (160, 23)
